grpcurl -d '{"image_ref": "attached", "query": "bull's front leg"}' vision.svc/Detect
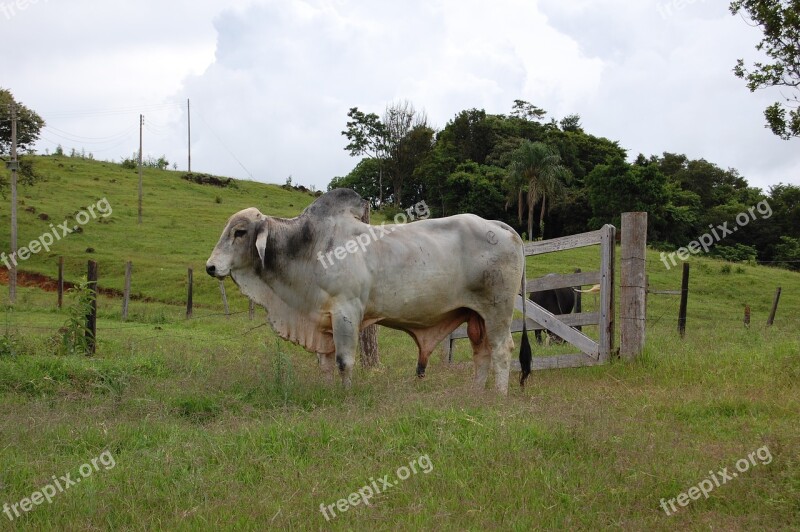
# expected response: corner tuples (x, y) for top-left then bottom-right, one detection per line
(332, 312), (359, 388)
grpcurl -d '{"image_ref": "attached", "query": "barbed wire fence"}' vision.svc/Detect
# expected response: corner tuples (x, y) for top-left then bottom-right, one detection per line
(0, 253), (790, 358)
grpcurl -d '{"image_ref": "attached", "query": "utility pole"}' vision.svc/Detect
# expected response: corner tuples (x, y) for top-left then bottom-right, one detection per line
(138, 114), (143, 224)
(187, 98), (191, 173)
(8, 103), (18, 303)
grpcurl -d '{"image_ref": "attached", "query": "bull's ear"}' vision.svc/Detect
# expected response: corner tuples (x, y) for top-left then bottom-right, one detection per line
(255, 222), (268, 266)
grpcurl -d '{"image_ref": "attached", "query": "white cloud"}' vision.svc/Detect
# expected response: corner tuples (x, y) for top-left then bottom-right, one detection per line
(1, 0), (795, 193)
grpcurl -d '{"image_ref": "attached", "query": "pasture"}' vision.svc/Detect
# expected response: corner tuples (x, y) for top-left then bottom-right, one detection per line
(0, 157), (798, 529)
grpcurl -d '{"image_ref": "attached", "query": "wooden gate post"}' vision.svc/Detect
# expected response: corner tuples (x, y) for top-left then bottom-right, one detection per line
(598, 224), (616, 363)
(574, 268), (582, 332)
(620, 212), (647, 361)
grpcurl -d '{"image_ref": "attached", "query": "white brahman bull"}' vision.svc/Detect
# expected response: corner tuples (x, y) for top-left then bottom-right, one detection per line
(205, 189), (529, 394)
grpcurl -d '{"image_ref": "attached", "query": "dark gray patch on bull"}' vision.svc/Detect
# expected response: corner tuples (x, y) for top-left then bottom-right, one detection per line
(336, 355), (345, 371)
(256, 220), (280, 272)
(252, 189), (369, 276)
(285, 218), (314, 258)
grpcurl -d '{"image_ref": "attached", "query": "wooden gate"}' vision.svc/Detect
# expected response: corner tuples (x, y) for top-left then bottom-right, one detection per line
(442, 224), (616, 371)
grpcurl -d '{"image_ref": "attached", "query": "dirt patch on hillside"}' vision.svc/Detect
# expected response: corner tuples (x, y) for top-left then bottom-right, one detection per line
(0, 268), (72, 292)
(0, 268), (157, 302)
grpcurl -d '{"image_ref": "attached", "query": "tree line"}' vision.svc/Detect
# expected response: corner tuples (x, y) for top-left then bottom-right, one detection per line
(331, 0), (800, 269)
(332, 100), (799, 270)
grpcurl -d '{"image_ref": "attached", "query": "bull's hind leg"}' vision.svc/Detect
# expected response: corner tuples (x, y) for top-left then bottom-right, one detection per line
(487, 329), (514, 395)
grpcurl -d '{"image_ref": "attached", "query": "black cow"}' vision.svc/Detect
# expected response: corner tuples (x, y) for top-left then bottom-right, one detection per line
(529, 273), (575, 344)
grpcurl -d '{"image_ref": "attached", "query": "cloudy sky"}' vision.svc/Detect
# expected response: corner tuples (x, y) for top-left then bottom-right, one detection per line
(3, 0), (798, 192)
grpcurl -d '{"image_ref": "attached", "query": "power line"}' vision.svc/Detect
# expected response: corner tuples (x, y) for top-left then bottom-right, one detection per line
(42, 124), (138, 145)
(39, 101), (184, 119)
(37, 134), (136, 155)
(194, 107), (255, 180)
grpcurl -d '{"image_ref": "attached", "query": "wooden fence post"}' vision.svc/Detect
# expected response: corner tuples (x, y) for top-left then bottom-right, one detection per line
(574, 267), (582, 332)
(219, 279), (229, 319)
(122, 261), (132, 321)
(186, 268), (193, 319)
(598, 224), (616, 363)
(86, 260), (97, 355)
(678, 263), (690, 338)
(620, 212), (647, 361)
(358, 203), (379, 368)
(57, 256), (64, 309)
(767, 287), (781, 326)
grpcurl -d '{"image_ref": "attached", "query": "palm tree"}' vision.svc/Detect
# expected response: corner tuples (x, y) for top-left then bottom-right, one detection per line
(504, 164), (528, 228)
(508, 141), (571, 240)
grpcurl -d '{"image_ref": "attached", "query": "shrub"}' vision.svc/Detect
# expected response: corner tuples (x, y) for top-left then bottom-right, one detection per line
(57, 279), (95, 356)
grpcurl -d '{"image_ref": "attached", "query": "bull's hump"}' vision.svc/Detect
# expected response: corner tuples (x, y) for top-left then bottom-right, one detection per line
(301, 189), (366, 220)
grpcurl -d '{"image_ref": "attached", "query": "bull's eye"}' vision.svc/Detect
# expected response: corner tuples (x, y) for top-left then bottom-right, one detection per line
(233, 229), (247, 239)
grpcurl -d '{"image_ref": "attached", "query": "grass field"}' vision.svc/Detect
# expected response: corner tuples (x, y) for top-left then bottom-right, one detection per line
(0, 156), (798, 530)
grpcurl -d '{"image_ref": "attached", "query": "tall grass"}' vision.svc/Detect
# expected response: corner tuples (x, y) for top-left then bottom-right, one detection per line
(0, 156), (797, 529)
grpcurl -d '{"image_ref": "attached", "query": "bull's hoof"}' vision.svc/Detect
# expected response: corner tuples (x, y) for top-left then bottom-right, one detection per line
(416, 362), (427, 378)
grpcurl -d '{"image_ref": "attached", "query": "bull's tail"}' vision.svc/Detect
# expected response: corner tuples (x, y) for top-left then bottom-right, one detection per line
(519, 254), (532, 387)
(573, 284), (601, 294)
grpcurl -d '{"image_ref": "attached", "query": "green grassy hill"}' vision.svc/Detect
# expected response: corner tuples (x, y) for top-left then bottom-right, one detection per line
(0, 155), (798, 529)
(0, 155), (320, 307)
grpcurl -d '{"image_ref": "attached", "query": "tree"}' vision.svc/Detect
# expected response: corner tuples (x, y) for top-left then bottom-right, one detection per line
(442, 162), (506, 219)
(730, 1), (800, 139)
(0, 88), (45, 155)
(585, 156), (668, 237)
(328, 158), (388, 209)
(773, 236), (800, 269)
(388, 122), (434, 206)
(511, 99), (547, 122)
(413, 140), (458, 217)
(383, 100), (429, 205)
(559, 114), (583, 132)
(342, 107), (388, 204)
(440, 108), (491, 164)
(508, 141), (571, 240)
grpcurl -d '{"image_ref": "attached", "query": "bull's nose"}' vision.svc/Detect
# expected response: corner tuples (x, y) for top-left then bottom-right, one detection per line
(206, 264), (216, 277)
